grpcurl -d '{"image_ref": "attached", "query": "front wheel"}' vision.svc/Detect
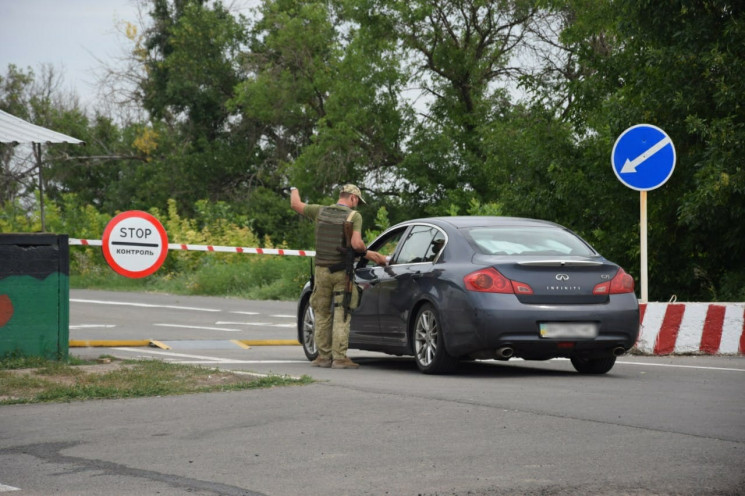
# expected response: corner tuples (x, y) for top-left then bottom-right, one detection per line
(413, 303), (458, 374)
(570, 355), (616, 375)
(300, 298), (318, 361)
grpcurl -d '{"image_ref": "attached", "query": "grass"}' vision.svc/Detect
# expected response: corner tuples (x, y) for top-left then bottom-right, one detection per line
(71, 253), (313, 301)
(0, 355), (313, 405)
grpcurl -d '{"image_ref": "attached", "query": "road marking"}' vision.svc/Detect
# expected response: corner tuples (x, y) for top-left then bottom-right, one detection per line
(230, 311), (260, 315)
(69, 324), (117, 329)
(97, 347), (744, 373)
(70, 339), (151, 347)
(154, 324), (241, 332)
(215, 321), (270, 326)
(0, 483), (20, 492)
(239, 339), (299, 346)
(71, 299), (220, 312)
(232, 340), (251, 349)
(616, 360), (745, 373)
(215, 321), (295, 329)
(271, 314), (295, 318)
(113, 347), (306, 365)
(492, 358), (745, 373)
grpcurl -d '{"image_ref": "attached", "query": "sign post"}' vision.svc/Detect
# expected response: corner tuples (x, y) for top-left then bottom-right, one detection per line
(611, 124), (676, 303)
(102, 211), (169, 278)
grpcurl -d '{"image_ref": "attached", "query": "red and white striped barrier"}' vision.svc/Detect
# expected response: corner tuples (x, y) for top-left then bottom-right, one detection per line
(636, 302), (745, 356)
(69, 238), (315, 257)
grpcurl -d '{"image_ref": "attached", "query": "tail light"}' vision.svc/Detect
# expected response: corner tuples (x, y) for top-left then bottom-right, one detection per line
(464, 268), (534, 295)
(593, 268), (635, 295)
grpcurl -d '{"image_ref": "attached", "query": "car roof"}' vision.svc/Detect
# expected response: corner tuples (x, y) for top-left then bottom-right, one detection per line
(394, 216), (563, 230)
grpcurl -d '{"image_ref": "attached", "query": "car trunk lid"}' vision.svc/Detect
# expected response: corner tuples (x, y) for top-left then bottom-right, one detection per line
(473, 255), (620, 304)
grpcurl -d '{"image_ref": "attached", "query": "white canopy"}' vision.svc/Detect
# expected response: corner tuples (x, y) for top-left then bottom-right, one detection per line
(0, 109), (84, 145)
(0, 109), (84, 231)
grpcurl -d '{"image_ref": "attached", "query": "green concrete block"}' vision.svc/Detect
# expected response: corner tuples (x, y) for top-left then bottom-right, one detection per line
(0, 234), (69, 360)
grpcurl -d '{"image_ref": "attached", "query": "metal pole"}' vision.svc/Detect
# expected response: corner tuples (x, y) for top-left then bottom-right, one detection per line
(34, 143), (46, 232)
(640, 190), (648, 303)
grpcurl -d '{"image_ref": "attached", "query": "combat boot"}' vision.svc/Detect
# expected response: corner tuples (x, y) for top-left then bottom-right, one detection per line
(331, 357), (360, 369)
(310, 356), (332, 368)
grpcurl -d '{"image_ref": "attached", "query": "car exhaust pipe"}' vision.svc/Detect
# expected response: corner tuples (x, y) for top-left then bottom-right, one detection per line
(495, 347), (514, 360)
(612, 346), (627, 357)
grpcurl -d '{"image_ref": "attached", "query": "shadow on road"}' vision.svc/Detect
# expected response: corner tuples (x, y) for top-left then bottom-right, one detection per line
(352, 355), (587, 378)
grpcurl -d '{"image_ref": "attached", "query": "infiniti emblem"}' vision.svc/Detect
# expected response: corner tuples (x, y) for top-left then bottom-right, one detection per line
(555, 274), (569, 281)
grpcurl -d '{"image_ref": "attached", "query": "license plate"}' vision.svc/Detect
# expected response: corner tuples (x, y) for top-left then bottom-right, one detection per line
(539, 322), (598, 339)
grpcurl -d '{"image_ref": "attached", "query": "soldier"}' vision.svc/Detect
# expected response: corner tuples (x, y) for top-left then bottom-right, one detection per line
(290, 184), (387, 369)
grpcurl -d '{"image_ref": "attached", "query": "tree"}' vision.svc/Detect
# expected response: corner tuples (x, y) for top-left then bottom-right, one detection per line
(132, 0), (257, 212)
(551, 0), (745, 300)
(232, 0), (406, 197)
(0, 65), (35, 205)
(355, 0), (560, 216)
(0, 64), (88, 213)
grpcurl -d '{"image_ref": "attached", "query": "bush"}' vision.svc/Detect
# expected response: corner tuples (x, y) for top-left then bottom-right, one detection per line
(4, 194), (313, 301)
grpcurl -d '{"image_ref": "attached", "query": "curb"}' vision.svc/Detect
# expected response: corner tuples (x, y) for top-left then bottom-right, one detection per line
(636, 302), (745, 355)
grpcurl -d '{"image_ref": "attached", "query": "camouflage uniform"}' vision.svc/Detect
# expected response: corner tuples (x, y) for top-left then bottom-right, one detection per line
(303, 204), (362, 361)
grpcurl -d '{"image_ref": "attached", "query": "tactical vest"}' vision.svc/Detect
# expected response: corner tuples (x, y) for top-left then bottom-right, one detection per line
(314, 206), (352, 267)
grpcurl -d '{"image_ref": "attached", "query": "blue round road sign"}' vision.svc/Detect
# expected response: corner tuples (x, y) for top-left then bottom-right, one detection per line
(611, 124), (676, 191)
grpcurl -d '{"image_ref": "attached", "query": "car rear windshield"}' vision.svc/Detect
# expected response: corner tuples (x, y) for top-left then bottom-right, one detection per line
(463, 226), (597, 256)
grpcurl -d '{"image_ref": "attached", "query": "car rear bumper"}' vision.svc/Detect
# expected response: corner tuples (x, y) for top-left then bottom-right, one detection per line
(440, 292), (640, 359)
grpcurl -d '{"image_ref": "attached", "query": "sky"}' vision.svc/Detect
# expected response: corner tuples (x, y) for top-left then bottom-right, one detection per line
(0, 0), (259, 110)
(0, 0), (143, 108)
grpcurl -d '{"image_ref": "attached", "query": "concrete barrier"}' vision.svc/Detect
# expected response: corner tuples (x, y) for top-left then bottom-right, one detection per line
(636, 302), (745, 355)
(1, 233), (69, 360)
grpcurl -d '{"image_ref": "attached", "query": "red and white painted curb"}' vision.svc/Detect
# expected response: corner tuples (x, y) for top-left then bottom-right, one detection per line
(70, 238), (315, 257)
(637, 302), (745, 356)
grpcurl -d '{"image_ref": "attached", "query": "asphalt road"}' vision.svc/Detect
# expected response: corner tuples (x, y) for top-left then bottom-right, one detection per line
(1, 290), (743, 496)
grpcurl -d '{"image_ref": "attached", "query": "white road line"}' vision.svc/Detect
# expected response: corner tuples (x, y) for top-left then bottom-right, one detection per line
(113, 347), (239, 362)
(615, 360), (745, 373)
(0, 483), (21, 492)
(270, 314), (295, 318)
(112, 347), (306, 365)
(71, 299), (220, 312)
(215, 321), (295, 328)
(491, 358), (745, 373)
(69, 324), (117, 329)
(230, 311), (260, 315)
(215, 321), (270, 326)
(169, 360), (306, 365)
(154, 324), (241, 332)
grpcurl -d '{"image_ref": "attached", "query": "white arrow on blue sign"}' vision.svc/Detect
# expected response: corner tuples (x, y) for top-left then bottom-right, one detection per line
(611, 124), (676, 191)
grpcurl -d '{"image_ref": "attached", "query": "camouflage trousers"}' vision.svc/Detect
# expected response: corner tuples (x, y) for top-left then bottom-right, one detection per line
(310, 265), (351, 360)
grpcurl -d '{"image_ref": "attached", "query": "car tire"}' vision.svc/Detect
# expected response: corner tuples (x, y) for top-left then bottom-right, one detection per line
(300, 297), (318, 361)
(413, 303), (458, 374)
(570, 355), (616, 374)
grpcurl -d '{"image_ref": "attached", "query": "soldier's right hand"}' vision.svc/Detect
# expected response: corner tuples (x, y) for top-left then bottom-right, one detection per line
(366, 250), (388, 266)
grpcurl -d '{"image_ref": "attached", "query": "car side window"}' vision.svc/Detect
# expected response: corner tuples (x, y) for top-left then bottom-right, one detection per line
(365, 228), (406, 267)
(423, 231), (446, 262)
(396, 226), (441, 264)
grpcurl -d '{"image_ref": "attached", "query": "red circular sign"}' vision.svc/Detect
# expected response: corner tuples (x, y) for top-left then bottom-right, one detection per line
(102, 211), (169, 278)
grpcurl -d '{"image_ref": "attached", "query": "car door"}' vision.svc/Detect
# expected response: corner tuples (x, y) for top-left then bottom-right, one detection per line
(375, 225), (444, 346)
(349, 227), (408, 345)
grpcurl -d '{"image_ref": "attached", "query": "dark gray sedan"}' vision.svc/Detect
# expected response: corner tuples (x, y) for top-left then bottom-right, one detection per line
(297, 216), (640, 374)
